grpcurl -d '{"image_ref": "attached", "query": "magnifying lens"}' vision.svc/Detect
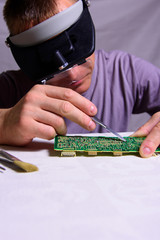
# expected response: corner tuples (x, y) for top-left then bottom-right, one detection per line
(6, 0), (95, 84)
(46, 58), (92, 87)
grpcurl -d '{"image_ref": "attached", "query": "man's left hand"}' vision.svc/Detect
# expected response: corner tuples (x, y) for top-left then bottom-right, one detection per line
(131, 112), (160, 158)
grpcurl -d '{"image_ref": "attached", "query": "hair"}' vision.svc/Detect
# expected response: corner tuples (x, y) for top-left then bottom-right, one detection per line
(3, 0), (76, 35)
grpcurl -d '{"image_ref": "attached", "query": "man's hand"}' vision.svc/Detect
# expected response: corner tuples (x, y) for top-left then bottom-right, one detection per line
(0, 85), (97, 146)
(131, 112), (160, 158)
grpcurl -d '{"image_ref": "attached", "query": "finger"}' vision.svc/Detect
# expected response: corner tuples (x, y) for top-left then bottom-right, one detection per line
(44, 86), (97, 116)
(26, 85), (97, 131)
(2, 118), (57, 146)
(31, 120), (57, 140)
(34, 109), (67, 136)
(42, 96), (97, 131)
(139, 121), (160, 158)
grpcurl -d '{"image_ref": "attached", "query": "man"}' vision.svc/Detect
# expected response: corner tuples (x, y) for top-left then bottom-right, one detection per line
(1, 0), (160, 158)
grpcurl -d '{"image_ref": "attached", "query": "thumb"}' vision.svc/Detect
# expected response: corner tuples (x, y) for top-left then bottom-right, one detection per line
(130, 113), (160, 157)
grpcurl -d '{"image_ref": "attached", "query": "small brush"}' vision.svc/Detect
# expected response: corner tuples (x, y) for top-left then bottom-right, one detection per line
(0, 149), (38, 172)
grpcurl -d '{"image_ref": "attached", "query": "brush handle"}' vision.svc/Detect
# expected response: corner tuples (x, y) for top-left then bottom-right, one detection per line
(0, 150), (19, 163)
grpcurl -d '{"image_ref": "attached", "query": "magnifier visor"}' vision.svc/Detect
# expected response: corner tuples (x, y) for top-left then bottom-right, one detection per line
(6, 0), (95, 83)
(46, 58), (92, 87)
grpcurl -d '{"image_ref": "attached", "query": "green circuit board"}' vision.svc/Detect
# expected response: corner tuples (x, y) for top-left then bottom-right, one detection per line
(54, 135), (160, 156)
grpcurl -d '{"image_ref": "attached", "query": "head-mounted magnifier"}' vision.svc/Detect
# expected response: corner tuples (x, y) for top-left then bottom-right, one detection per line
(6, 0), (95, 83)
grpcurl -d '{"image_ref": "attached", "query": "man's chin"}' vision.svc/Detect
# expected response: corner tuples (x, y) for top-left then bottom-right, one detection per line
(70, 82), (90, 94)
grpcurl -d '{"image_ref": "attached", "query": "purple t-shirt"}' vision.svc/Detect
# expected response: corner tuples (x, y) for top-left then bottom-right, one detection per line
(0, 49), (160, 132)
(66, 49), (160, 133)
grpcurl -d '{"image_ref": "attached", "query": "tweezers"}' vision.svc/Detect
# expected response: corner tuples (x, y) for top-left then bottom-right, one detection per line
(92, 116), (126, 142)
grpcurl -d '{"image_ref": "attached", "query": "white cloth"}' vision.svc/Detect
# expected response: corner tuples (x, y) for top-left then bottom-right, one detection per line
(0, 133), (160, 240)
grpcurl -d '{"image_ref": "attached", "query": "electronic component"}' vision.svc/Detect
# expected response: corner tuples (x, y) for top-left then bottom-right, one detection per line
(54, 135), (160, 157)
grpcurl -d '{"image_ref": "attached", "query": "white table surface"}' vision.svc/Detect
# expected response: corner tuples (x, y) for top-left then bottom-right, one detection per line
(0, 133), (160, 240)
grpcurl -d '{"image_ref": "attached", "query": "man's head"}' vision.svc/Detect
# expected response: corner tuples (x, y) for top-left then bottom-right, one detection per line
(3, 0), (95, 94)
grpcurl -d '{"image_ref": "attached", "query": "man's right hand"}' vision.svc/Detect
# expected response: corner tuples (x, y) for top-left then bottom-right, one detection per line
(0, 84), (97, 146)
